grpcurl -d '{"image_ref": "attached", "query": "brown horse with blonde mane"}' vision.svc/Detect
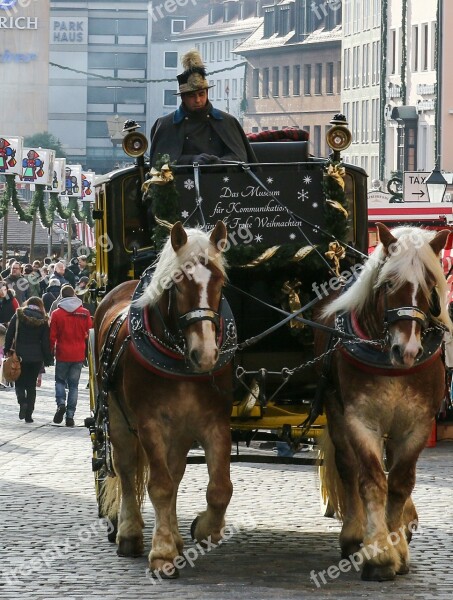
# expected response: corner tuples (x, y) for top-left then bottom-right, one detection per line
(317, 223), (451, 581)
(94, 221), (235, 578)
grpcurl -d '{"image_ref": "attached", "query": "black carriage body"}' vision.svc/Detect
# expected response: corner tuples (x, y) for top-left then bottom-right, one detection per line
(93, 147), (368, 440)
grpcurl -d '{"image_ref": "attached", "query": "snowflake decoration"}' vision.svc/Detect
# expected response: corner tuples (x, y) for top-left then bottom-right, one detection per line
(181, 210), (189, 219)
(298, 190), (309, 201)
(303, 175), (312, 185)
(289, 233), (296, 241)
(266, 177), (273, 184)
(184, 178), (194, 190)
(223, 176), (230, 183)
(312, 202), (319, 208)
(254, 234), (263, 243)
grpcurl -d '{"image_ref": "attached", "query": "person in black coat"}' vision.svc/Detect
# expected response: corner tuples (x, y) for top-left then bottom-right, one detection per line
(42, 278), (61, 314)
(4, 297), (53, 423)
(0, 281), (19, 327)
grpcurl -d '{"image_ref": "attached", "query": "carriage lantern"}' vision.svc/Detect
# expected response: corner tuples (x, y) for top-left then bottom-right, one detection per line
(326, 114), (352, 161)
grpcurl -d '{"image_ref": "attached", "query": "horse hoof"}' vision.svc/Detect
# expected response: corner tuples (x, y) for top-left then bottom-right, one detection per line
(190, 516), (199, 541)
(117, 537), (143, 557)
(341, 541), (362, 559)
(361, 563), (396, 581)
(107, 519), (118, 543)
(397, 562), (410, 575)
(150, 560), (179, 579)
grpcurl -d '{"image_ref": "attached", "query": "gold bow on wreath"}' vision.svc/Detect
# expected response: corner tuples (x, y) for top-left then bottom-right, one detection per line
(141, 164), (174, 193)
(326, 163), (346, 190)
(325, 241), (346, 277)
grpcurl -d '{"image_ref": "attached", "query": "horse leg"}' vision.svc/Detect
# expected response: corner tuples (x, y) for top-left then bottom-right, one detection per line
(109, 397), (145, 557)
(385, 442), (419, 544)
(350, 421), (401, 581)
(385, 434), (427, 575)
(325, 402), (366, 558)
(141, 431), (183, 578)
(192, 424), (233, 546)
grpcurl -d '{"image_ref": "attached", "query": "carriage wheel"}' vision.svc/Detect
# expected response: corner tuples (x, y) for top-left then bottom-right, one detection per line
(86, 330), (118, 542)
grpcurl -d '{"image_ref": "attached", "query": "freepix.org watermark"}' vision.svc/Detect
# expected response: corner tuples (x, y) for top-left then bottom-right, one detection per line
(3, 517), (114, 586)
(310, 519), (420, 587)
(312, 229), (427, 301)
(146, 513), (256, 583)
(148, 0), (199, 23)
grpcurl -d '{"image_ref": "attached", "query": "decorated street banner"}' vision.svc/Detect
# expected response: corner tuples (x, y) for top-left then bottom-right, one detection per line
(19, 147), (56, 186)
(61, 164), (82, 198)
(81, 171), (96, 200)
(0, 135), (23, 176)
(47, 157), (67, 193)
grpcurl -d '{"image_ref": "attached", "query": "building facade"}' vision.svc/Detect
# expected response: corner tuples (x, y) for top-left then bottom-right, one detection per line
(49, 0), (149, 174)
(0, 0), (50, 138)
(238, 0), (342, 155)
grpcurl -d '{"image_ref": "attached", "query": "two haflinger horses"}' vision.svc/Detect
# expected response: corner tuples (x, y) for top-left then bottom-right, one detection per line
(94, 221), (236, 578)
(93, 218), (450, 582)
(317, 223), (451, 581)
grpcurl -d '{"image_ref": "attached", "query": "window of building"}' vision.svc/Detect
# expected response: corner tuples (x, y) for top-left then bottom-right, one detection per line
(118, 19), (147, 35)
(225, 40), (231, 61)
(314, 125), (321, 157)
(164, 51), (178, 69)
(272, 67), (279, 96)
(232, 38), (239, 60)
(171, 19), (186, 34)
(217, 80), (222, 100)
(293, 65), (300, 96)
(326, 62), (334, 94)
(304, 64), (311, 95)
(363, 0), (370, 30)
(362, 44), (369, 86)
(390, 29), (396, 74)
(412, 25), (419, 72)
(117, 54), (146, 69)
(252, 68), (260, 97)
(422, 23), (429, 71)
(337, 60), (342, 93)
(343, 48), (350, 89)
(209, 42), (215, 62)
(89, 18), (117, 35)
(315, 63), (322, 95)
(283, 66), (290, 96)
(264, 6), (276, 38)
(361, 99), (369, 143)
(164, 90), (177, 106)
(217, 41), (223, 61)
(224, 79), (230, 99)
(352, 46), (359, 87)
(303, 125), (310, 139)
(262, 68), (269, 97)
(232, 78), (238, 99)
(279, 5), (293, 35)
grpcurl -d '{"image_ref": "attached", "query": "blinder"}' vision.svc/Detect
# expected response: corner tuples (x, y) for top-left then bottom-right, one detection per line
(430, 288), (441, 318)
(178, 308), (221, 332)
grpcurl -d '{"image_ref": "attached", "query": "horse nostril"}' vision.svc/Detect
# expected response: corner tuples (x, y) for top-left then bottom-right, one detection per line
(416, 347), (423, 360)
(189, 350), (200, 368)
(213, 348), (219, 363)
(391, 344), (403, 363)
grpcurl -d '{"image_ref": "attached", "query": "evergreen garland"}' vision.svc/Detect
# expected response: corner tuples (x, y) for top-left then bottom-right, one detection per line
(0, 175), (15, 218)
(379, 0), (388, 180)
(401, 0), (407, 103)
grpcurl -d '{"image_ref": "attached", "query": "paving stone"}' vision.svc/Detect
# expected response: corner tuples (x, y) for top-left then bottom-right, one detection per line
(0, 366), (452, 599)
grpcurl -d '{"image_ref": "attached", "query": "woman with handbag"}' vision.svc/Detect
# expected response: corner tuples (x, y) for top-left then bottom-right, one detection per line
(4, 297), (53, 423)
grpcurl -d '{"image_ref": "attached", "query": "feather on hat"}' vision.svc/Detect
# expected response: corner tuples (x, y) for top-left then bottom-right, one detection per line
(176, 49), (214, 95)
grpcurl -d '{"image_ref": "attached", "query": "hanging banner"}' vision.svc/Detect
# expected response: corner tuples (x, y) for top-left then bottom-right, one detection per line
(47, 157), (66, 193)
(19, 147), (55, 186)
(61, 163), (82, 198)
(0, 135), (23, 176)
(81, 171), (95, 201)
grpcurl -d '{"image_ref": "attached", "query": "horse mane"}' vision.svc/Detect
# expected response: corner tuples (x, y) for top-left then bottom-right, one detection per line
(323, 227), (453, 330)
(134, 227), (227, 308)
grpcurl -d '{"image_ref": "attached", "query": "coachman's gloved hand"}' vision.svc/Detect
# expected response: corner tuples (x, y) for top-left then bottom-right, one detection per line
(193, 154), (220, 165)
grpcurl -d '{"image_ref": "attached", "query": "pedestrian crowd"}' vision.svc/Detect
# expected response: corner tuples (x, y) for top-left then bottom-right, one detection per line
(0, 255), (93, 426)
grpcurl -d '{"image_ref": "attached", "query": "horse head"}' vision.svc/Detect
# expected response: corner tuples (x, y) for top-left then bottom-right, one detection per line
(168, 221), (228, 372)
(376, 223), (450, 367)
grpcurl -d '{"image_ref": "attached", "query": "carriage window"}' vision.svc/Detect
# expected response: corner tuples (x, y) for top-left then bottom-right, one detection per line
(122, 175), (153, 253)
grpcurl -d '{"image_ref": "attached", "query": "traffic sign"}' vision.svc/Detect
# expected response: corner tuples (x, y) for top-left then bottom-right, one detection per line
(403, 171), (430, 202)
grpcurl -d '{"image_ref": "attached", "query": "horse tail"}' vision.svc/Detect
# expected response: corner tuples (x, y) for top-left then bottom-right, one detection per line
(100, 443), (149, 520)
(318, 428), (346, 519)
(101, 475), (121, 520)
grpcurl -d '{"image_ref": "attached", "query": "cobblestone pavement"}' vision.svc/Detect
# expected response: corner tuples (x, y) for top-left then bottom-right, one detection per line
(1, 367), (453, 600)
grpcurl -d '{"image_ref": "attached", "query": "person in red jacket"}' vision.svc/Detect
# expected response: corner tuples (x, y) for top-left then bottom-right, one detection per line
(49, 284), (91, 427)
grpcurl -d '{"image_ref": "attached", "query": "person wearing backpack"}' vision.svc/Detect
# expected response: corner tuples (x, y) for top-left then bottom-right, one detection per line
(42, 278), (61, 313)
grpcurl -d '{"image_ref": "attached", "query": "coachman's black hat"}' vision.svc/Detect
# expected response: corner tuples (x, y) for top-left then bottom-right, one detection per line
(176, 49), (214, 95)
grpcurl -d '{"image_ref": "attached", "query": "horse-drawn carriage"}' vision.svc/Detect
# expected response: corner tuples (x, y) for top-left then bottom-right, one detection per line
(85, 116), (450, 581)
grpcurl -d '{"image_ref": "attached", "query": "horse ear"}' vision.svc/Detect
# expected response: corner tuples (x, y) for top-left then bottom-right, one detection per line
(170, 221), (188, 252)
(376, 222), (397, 253)
(209, 220), (228, 252)
(429, 229), (450, 256)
